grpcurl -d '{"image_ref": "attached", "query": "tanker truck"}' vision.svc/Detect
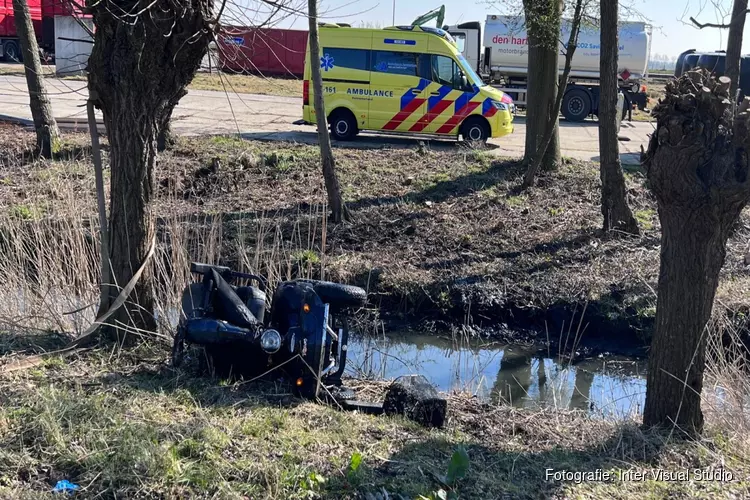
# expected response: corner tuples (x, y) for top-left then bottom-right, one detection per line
(445, 15), (652, 121)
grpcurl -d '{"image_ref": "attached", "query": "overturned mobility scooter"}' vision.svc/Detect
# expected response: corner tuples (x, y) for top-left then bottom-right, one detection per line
(172, 262), (367, 398)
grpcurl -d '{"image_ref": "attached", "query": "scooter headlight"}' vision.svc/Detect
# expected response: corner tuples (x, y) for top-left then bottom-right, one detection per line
(260, 329), (282, 353)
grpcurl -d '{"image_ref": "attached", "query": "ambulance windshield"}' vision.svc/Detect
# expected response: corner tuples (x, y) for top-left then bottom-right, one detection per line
(457, 54), (485, 87)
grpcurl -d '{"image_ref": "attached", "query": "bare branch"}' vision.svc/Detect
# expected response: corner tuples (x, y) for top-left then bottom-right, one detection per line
(690, 10), (750, 29)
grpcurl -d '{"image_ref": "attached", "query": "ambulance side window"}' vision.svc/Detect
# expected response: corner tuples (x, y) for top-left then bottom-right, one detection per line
(321, 48), (371, 71)
(430, 55), (471, 92)
(372, 51), (420, 76)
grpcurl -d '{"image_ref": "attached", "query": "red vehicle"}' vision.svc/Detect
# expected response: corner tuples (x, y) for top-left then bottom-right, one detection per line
(218, 27), (307, 77)
(0, 0), (85, 61)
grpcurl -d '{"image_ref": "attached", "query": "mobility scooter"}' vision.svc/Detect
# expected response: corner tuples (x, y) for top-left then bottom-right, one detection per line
(172, 262), (367, 398)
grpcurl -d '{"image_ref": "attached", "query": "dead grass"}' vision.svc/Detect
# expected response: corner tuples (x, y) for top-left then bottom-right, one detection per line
(1, 126), (750, 348)
(0, 64), (300, 96)
(0, 64), (56, 78)
(189, 72), (302, 96)
(0, 118), (749, 498)
(0, 343), (747, 499)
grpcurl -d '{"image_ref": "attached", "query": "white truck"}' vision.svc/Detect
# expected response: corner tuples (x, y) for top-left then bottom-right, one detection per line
(445, 15), (652, 121)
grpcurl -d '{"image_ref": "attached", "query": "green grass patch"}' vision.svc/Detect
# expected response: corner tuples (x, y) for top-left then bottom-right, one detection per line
(505, 194), (527, 207)
(635, 209), (656, 230)
(0, 347), (747, 498)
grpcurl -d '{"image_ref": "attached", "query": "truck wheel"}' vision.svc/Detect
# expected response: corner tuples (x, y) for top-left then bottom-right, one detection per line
(329, 109), (357, 141)
(461, 116), (489, 144)
(562, 88), (591, 122)
(3, 41), (21, 63)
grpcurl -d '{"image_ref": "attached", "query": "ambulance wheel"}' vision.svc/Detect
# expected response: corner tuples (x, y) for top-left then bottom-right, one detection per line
(329, 109), (358, 141)
(461, 117), (489, 144)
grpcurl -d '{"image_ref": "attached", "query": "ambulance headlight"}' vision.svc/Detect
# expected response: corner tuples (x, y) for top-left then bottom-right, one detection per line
(260, 329), (282, 353)
(492, 101), (509, 110)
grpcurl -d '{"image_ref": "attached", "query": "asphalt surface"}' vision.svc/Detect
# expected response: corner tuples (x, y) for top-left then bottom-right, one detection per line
(0, 72), (654, 164)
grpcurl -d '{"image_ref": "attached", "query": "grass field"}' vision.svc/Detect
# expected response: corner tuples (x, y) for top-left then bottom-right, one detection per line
(189, 72), (302, 97)
(0, 342), (748, 499)
(0, 114), (749, 498)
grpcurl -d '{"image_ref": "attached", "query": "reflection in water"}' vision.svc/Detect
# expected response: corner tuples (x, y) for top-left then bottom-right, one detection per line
(492, 350), (533, 406)
(569, 369), (595, 411)
(345, 333), (647, 419)
(537, 358), (548, 403)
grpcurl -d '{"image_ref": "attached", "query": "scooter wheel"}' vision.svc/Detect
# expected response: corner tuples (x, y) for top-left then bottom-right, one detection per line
(324, 385), (356, 402)
(172, 325), (186, 367)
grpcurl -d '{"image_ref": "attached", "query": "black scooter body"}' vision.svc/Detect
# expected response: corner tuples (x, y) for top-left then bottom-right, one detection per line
(173, 262), (365, 398)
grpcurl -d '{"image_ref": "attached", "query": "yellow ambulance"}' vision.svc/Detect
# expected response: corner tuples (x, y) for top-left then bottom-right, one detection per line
(302, 24), (515, 143)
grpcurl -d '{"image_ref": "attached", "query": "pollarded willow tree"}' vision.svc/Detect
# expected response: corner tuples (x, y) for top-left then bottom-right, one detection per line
(87, 0), (214, 341)
(642, 71), (750, 435)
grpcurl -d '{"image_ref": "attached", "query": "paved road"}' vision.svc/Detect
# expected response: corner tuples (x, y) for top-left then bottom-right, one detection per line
(0, 73), (654, 164)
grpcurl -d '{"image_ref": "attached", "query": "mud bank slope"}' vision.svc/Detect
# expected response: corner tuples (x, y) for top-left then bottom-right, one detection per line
(2, 125), (750, 356)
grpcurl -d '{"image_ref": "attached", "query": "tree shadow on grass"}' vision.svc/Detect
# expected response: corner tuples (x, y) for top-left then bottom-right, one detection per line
(90, 349), (664, 499)
(0, 329), (71, 358)
(0, 141), (99, 169)
(348, 158), (526, 212)
(416, 227), (604, 272)
(335, 425), (667, 499)
(101, 349), (306, 411)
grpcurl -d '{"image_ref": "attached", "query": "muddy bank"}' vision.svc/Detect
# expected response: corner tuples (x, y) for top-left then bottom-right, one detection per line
(1, 128), (750, 357)
(367, 277), (656, 358)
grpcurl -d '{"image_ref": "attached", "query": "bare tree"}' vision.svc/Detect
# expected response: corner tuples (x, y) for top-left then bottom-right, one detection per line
(690, 0), (750, 96)
(12, 0), (59, 158)
(642, 71), (750, 435)
(87, 0), (213, 342)
(522, 0), (583, 188)
(598, 0), (638, 233)
(522, 0), (563, 173)
(307, 0), (346, 222)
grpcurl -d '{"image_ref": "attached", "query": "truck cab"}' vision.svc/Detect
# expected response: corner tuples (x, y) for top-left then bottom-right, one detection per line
(446, 22), (482, 76)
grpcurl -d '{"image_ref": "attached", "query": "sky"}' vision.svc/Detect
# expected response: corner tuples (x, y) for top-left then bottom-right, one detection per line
(255, 0), (750, 59)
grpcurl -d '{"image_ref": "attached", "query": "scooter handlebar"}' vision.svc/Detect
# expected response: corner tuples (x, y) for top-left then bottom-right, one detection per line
(190, 262), (230, 275)
(190, 262), (267, 291)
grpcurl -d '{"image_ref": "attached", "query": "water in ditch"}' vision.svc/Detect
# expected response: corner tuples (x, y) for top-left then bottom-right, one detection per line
(344, 333), (647, 419)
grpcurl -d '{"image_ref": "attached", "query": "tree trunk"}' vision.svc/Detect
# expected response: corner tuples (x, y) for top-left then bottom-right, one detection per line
(725, 0), (748, 96)
(157, 112), (177, 152)
(522, 0), (561, 172)
(12, 0), (59, 158)
(522, 0), (582, 188)
(598, 0), (639, 234)
(642, 71), (750, 435)
(88, 0), (212, 343)
(523, 40), (541, 164)
(308, 0), (346, 223)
